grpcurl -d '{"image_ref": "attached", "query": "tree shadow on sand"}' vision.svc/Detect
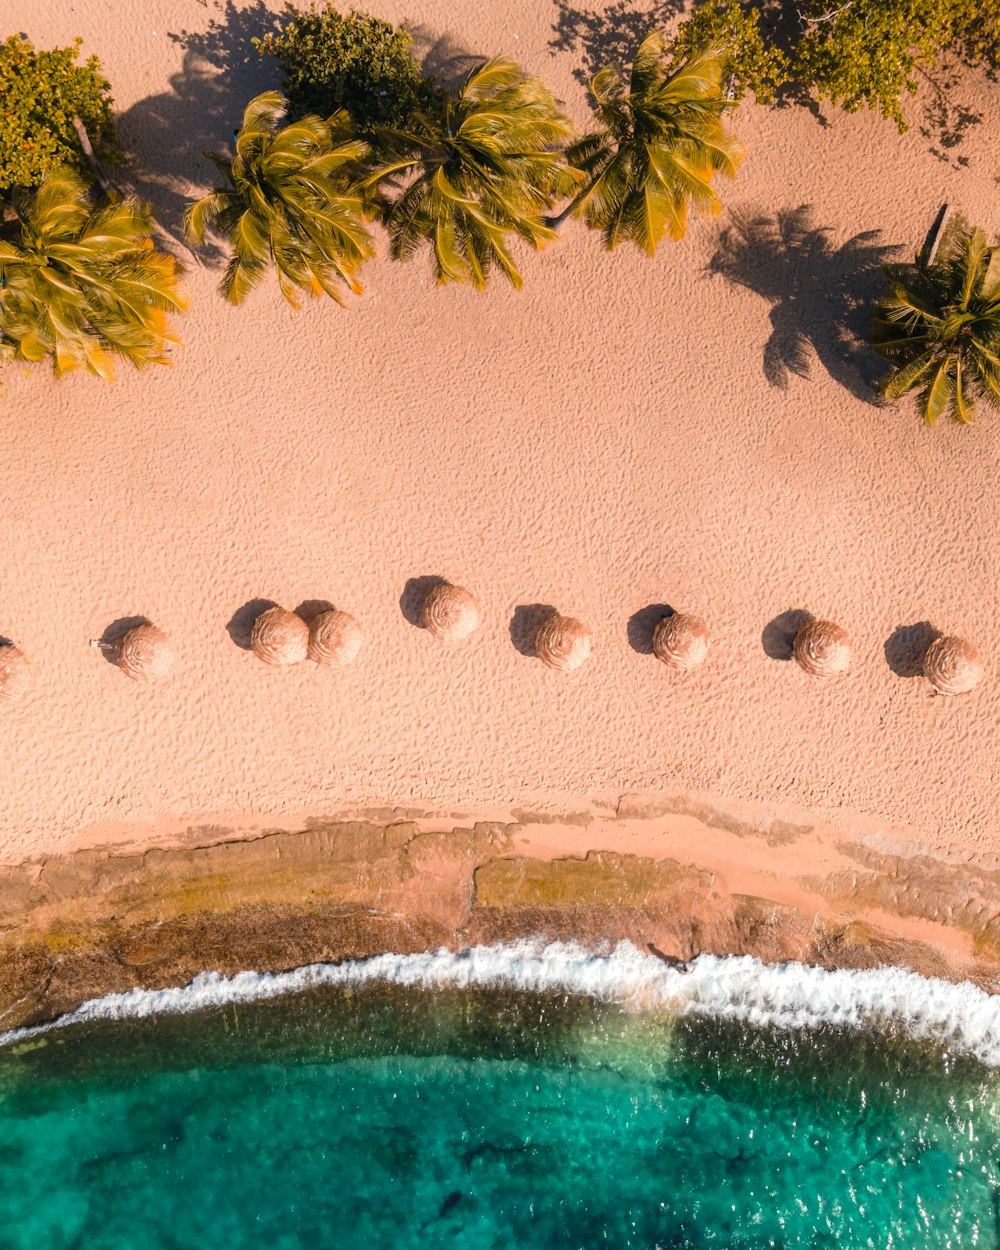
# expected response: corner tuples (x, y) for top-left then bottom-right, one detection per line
(548, 0), (684, 83)
(708, 205), (900, 403)
(114, 1), (283, 261)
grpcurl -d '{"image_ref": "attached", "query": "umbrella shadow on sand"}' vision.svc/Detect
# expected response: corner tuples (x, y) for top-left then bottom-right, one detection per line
(883, 621), (940, 678)
(626, 603), (675, 656)
(93, 616), (153, 667)
(761, 609), (814, 661)
(509, 604), (558, 659)
(399, 576), (448, 629)
(226, 599), (279, 650)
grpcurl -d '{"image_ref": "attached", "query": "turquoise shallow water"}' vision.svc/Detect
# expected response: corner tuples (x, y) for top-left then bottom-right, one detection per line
(0, 979), (997, 1249)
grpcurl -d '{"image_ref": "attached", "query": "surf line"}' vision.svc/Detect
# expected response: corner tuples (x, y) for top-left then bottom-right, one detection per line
(0, 941), (997, 1066)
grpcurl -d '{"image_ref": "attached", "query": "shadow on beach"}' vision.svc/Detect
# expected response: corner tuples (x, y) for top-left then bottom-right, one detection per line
(93, 616), (153, 667)
(884, 621), (940, 678)
(115, 1), (283, 259)
(708, 205), (899, 403)
(626, 604), (674, 656)
(509, 604), (558, 658)
(400, 576), (448, 629)
(761, 608), (813, 661)
(226, 598), (279, 650)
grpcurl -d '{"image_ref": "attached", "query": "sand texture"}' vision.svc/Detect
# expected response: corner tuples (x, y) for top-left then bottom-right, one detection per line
(3, 0), (1000, 862)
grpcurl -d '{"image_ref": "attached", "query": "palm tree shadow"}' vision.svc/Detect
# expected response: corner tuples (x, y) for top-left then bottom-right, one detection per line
(114, 1), (283, 260)
(548, 0), (684, 83)
(406, 24), (483, 91)
(708, 205), (901, 403)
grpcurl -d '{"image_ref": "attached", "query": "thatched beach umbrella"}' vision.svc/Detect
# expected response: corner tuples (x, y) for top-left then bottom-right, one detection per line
(421, 583), (481, 642)
(652, 613), (710, 671)
(923, 635), (982, 695)
(535, 612), (591, 672)
(792, 619), (851, 677)
(0, 642), (30, 705)
(115, 624), (175, 683)
(308, 609), (363, 667)
(251, 606), (309, 667)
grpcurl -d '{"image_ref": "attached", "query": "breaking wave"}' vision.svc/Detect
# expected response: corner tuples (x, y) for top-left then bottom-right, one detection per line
(3, 941), (998, 1065)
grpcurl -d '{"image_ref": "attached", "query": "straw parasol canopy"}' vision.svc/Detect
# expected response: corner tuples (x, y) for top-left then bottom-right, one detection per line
(308, 609), (363, 667)
(115, 624), (175, 683)
(250, 607), (309, 667)
(792, 619), (852, 677)
(923, 635), (983, 695)
(0, 643), (30, 705)
(652, 613), (710, 671)
(535, 612), (591, 672)
(421, 583), (481, 642)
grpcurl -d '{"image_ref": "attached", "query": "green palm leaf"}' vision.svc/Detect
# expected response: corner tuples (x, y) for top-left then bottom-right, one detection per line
(874, 217), (1000, 425)
(371, 58), (576, 290)
(0, 167), (186, 381)
(185, 91), (373, 307)
(567, 36), (743, 254)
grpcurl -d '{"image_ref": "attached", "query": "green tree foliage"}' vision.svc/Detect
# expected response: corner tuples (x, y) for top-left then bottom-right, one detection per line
(872, 218), (1000, 424)
(669, 4), (788, 104)
(368, 59), (579, 290)
(567, 36), (743, 254)
(184, 91), (374, 307)
(0, 36), (119, 192)
(0, 169), (187, 380)
(254, 7), (435, 138)
(673, 0), (1000, 129)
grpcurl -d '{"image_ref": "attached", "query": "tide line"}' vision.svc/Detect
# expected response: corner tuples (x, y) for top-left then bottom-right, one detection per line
(1, 941), (997, 1066)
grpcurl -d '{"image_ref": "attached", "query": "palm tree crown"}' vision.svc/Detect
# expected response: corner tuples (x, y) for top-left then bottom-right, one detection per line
(185, 91), (374, 307)
(873, 219), (1000, 424)
(567, 36), (744, 254)
(0, 169), (187, 380)
(370, 59), (580, 290)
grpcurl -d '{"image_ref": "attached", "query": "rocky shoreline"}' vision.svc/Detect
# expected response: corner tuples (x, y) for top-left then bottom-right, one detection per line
(0, 800), (997, 1032)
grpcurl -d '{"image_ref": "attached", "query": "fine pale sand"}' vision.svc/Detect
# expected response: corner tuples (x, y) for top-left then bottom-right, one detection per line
(4, 0), (1000, 878)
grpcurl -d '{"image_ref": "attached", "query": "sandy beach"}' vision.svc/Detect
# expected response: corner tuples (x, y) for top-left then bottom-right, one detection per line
(3, 0), (1000, 960)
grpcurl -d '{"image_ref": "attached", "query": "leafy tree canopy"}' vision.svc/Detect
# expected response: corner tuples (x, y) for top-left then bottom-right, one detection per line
(0, 36), (119, 192)
(254, 6), (436, 138)
(673, 0), (1000, 128)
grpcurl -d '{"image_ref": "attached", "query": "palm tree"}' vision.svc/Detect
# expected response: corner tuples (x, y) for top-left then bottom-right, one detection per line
(368, 59), (580, 290)
(873, 219), (1000, 424)
(185, 91), (374, 307)
(565, 35), (744, 254)
(0, 168), (187, 380)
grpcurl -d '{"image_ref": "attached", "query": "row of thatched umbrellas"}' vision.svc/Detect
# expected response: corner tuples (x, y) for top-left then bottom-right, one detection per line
(0, 582), (985, 703)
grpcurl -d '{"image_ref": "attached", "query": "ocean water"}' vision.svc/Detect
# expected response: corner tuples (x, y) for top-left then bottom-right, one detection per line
(0, 945), (997, 1249)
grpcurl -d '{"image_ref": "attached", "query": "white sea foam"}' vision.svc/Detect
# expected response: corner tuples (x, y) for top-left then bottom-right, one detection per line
(2, 942), (998, 1066)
